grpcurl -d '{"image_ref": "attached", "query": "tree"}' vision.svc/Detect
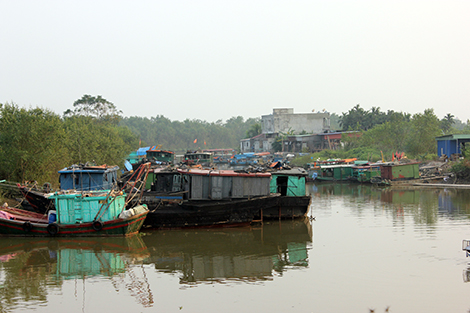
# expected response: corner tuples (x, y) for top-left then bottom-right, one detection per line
(440, 113), (455, 134)
(64, 95), (122, 124)
(245, 123), (261, 138)
(406, 109), (441, 157)
(339, 104), (367, 130)
(0, 103), (69, 184)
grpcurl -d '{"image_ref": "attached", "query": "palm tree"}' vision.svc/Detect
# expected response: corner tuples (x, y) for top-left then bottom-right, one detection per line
(440, 113), (455, 134)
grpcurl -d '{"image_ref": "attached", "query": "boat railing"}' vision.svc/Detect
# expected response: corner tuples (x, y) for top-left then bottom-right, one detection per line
(94, 162), (151, 222)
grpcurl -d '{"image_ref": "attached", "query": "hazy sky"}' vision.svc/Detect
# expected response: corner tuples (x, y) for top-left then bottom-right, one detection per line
(1, 1), (469, 123)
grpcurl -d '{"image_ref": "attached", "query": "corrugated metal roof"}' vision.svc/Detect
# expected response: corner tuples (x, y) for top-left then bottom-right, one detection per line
(436, 134), (470, 140)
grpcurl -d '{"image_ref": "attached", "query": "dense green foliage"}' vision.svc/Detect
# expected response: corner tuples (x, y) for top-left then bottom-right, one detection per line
(0, 104), (68, 184)
(339, 104), (411, 131)
(0, 99), (137, 186)
(451, 159), (470, 181)
(119, 116), (259, 153)
(335, 107), (470, 162)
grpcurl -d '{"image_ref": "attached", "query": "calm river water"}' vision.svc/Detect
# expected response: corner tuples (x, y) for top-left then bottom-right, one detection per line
(1, 183), (470, 313)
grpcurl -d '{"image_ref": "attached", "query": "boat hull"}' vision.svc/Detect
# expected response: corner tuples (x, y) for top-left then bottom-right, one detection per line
(0, 207), (148, 237)
(143, 195), (280, 229)
(257, 195), (312, 220)
(18, 185), (55, 214)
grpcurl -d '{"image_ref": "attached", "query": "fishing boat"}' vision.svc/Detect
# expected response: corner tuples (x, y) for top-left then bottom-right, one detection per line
(370, 161), (422, 186)
(351, 163), (381, 183)
(182, 150), (214, 167)
(15, 163), (122, 215)
(0, 191), (148, 237)
(0, 164), (151, 237)
(312, 158), (357, 182)
(135, 168), (280, 229)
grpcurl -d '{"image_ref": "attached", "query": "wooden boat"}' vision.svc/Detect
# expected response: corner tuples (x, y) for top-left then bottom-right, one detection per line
(0, 192), (148, 237)
(307, 158), (357, 182)
(146, 146), (175, 164)
(182, 150), (213, 167)
(314, 158), (357, 182)
(0, 163), (152, 237)
(16, 163), (126, 215)
(351, 164), (381, 183)
(136, 168), (279, 229)
(370, 161), (422, 186)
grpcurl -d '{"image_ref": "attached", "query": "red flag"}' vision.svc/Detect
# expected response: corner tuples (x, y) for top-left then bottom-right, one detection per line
(204, 141), (206, 145)
(193, 139), (197, 143)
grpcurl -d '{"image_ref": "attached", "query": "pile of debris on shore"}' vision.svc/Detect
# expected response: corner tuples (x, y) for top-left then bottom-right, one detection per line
(420, 161), (470, 185)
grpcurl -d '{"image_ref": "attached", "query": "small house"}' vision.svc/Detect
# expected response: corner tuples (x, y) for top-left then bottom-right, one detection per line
(436, 134), (470, 158)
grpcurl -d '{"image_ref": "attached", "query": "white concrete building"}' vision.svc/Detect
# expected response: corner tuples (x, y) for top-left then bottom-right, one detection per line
(261, 108), (330, 134)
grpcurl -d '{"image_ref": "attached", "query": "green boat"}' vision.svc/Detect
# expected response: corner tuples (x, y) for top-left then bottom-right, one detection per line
(0, 190), (148, 237)
(351, 164), (381, 183)
(258, 168), (311, 220)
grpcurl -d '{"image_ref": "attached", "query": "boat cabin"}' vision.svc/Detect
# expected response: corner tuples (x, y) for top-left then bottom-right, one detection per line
(352, 165), (381, 182)
(379, 162), (420, 180)
(48, 191), (126, 224)
(148, 168), (272, 201)
(146, 147), (175, 164)
(58, 164), (119, 191)
(269, 169), (307, 197)
(183, 151), (213, 166)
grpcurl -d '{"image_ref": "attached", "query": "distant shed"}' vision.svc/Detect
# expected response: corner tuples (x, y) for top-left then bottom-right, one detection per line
(436, 134), (470, 157)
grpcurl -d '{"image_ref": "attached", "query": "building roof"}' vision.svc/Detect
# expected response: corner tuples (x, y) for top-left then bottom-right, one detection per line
(436, 134), (470, 140)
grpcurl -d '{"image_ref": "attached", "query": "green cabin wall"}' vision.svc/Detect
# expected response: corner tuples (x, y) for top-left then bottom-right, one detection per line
(270, 175), (306, 196)
(52, 192), (125, 224)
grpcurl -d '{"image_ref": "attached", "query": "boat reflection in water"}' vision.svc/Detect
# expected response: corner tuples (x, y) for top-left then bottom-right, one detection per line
(0, 219), (312, 310)
(0, 236), (150, 311)
(308, 182), (470, 223)
(140, 218), (313, 285)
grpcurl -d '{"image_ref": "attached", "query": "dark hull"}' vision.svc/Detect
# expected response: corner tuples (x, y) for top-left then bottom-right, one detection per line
(0, 207), (148, 237)
(18, 186), (55, 214)
(140, 219), (313, 284)
(257, 195), (312, 220)
(142, 195), (280, 229)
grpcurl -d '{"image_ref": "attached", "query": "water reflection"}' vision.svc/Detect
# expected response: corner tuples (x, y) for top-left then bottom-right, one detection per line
(308, 182), (470, 225)
(0, 236), (149, 311)
(0, 219), (313, 310)
(140, 218), (313, 285)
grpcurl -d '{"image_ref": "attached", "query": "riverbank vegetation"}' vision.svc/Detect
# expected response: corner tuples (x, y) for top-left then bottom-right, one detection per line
(0, 97), (138, 186)
(291, 105), (470, 167)
(1, 98), (469, 187)
(0, 96), (259, 187)
(119, 115), (259, 153)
